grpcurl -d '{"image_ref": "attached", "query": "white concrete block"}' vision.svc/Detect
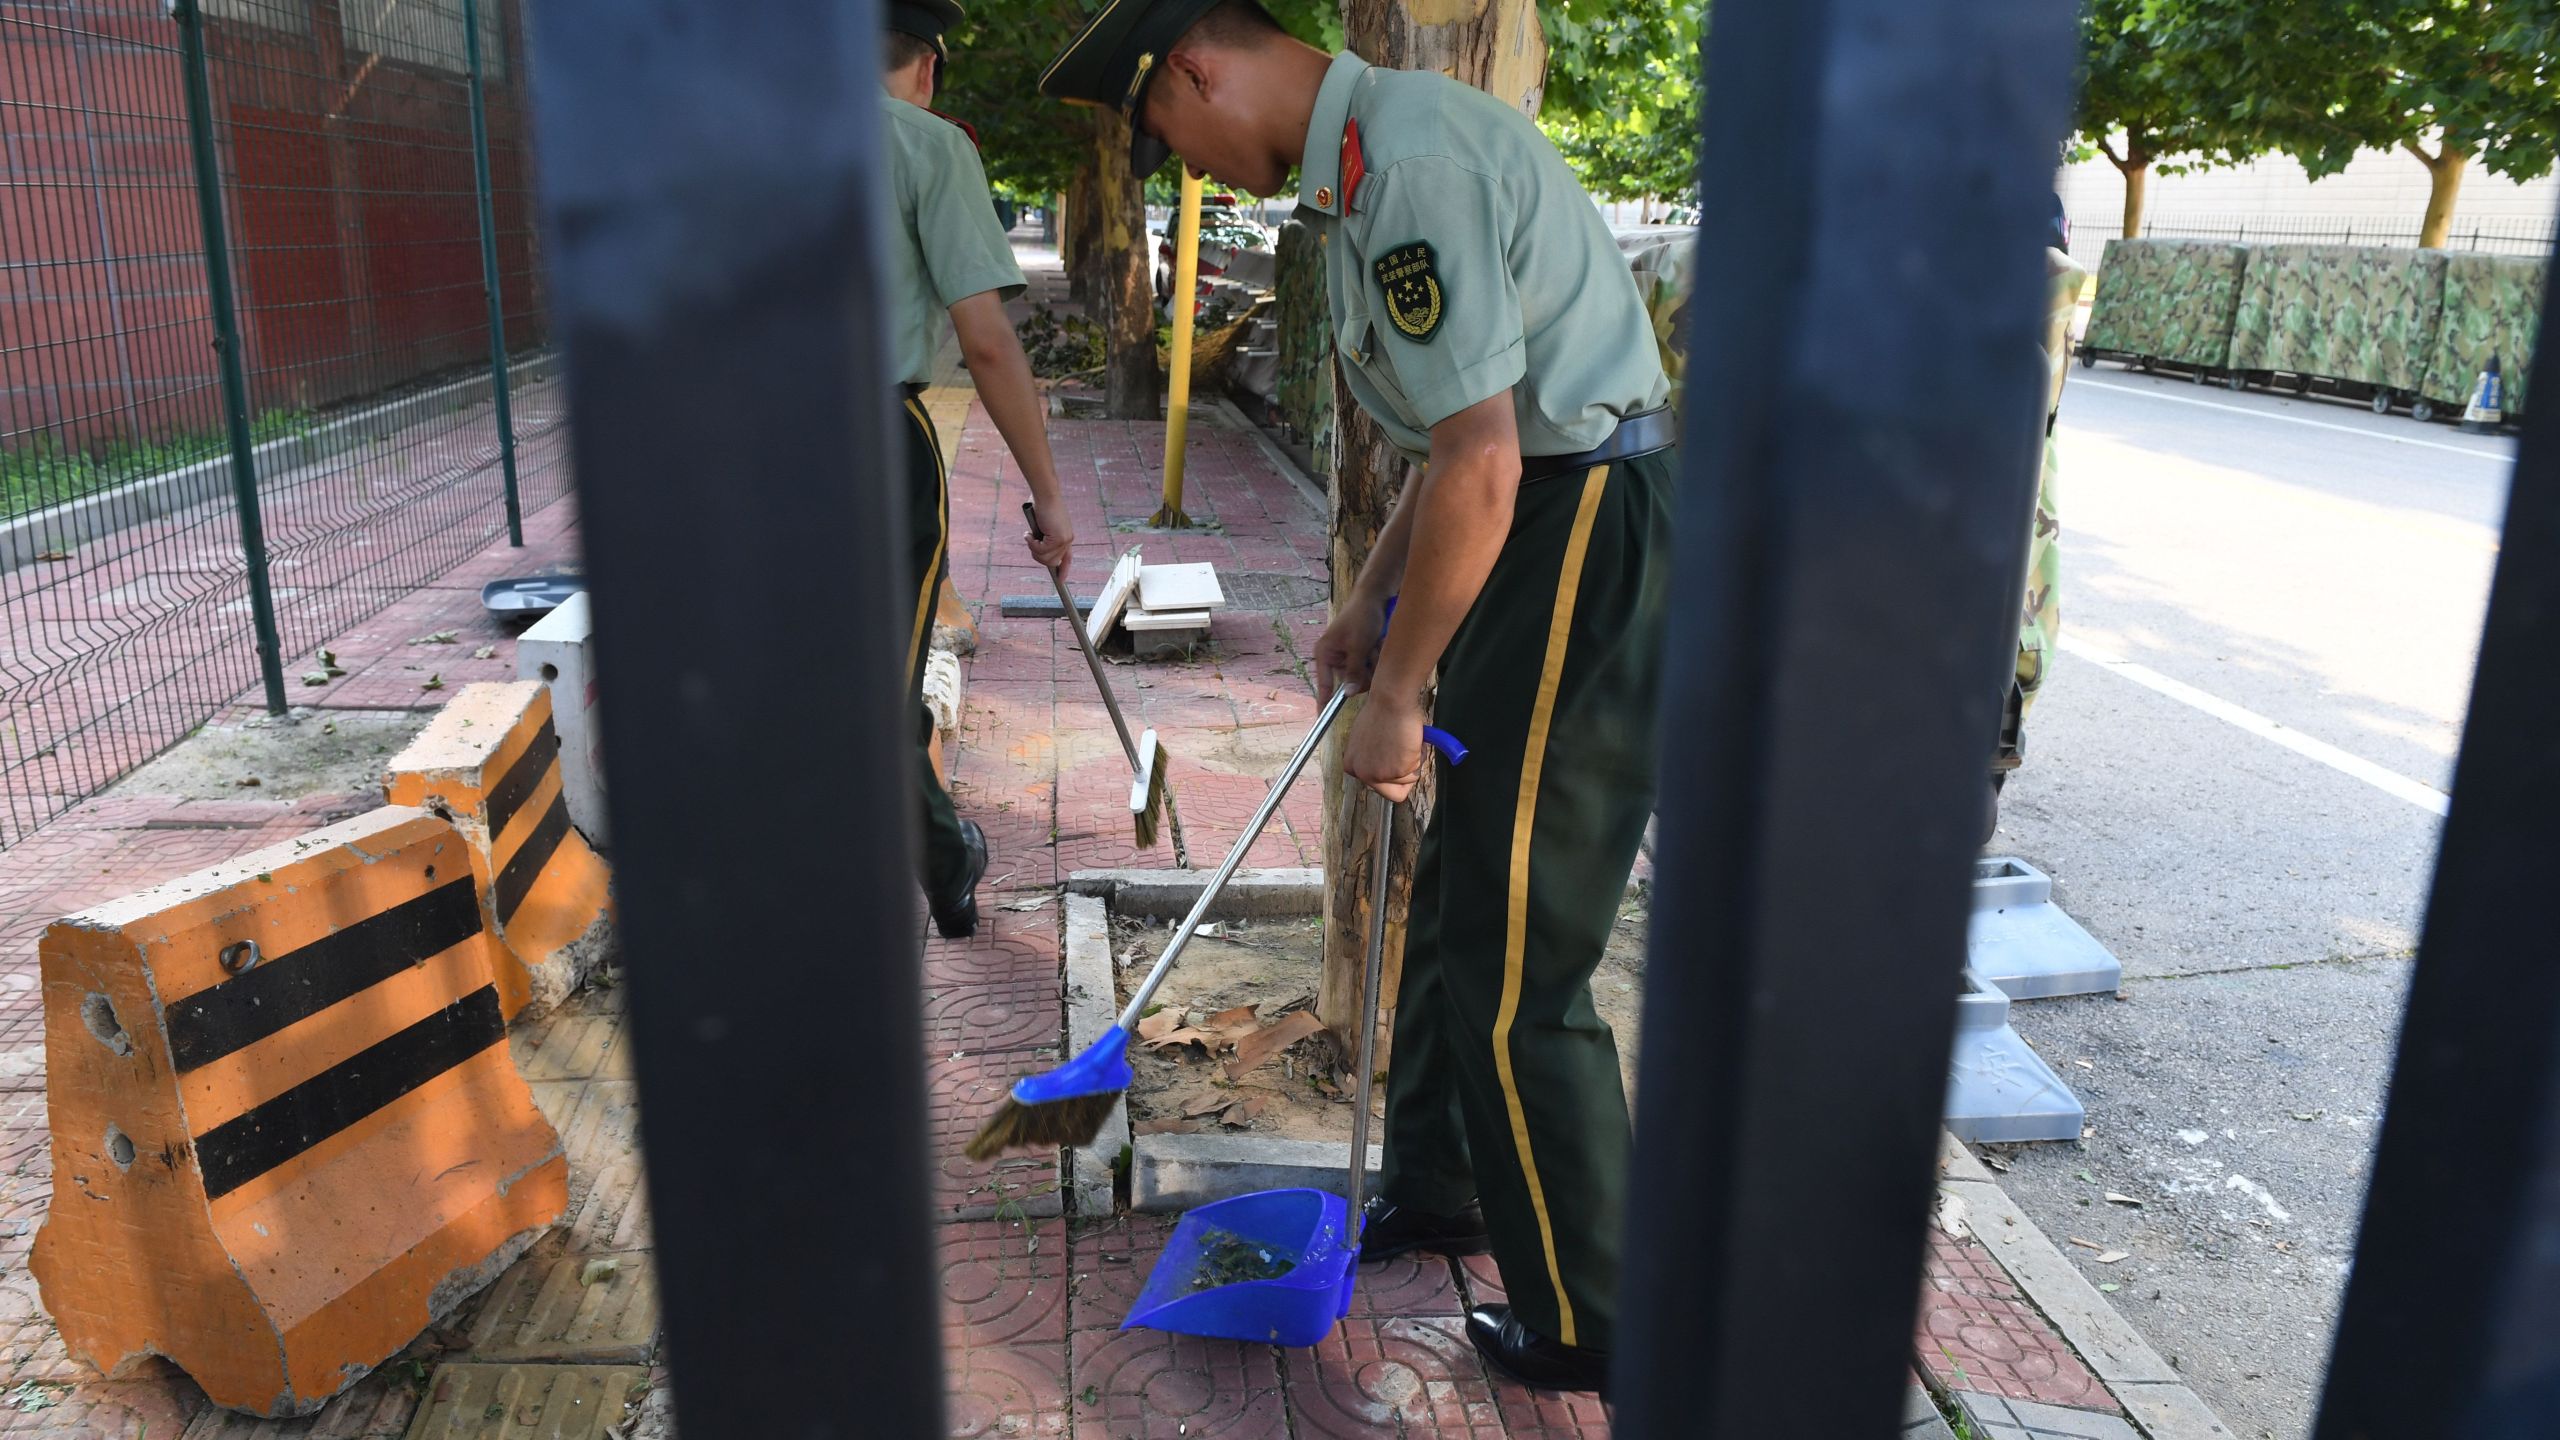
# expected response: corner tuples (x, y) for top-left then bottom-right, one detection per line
(517, 592), (607, 849)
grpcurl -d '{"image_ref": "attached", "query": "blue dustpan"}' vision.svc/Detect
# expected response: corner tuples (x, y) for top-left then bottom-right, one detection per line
(1123, 1188), (1360, 1347)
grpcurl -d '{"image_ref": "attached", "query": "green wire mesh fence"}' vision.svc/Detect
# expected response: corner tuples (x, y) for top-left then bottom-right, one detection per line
(1, 0), (563, 849)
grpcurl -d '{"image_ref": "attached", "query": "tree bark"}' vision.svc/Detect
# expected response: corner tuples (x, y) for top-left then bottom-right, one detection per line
(1065, 165), (1100, 305)
(2109, 142), (2150, 239)
(1319, 0), (1548, 1066)
(1096, 113), (1162, 420)
(2409, 141), (2469, 249)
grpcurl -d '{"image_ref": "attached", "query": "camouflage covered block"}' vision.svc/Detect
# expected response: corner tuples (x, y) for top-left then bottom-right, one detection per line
(2422, 251), (2547, 415)
(2083, 237), (2248, 368)
(1274, 219), (1335, 475)
(1622, 231), (1694, 417)
(2227, 244), (2446, 392)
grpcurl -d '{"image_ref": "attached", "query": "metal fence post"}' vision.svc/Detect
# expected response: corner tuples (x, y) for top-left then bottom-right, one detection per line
(463, 0), (524, 547)
(527, 0), (940, 1432)
(170, 0), (288, 714)
(1611, 0), (2074, 1432)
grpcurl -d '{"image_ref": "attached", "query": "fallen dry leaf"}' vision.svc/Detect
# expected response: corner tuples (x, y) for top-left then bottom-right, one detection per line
(1202, 1004), (1262, 1043)
(1219, 1103), (1255, 1129)
(2096, 1250), (2130, 1265)
(1136, 1009), (1184, 1044)
(421, 674), (444, 692)
(1133, 1119), (1189, 1136)
(1224, 1011), (1326, 1080)
(410, 630), (459, 646)
(997, 895), (1054, 913)
(34, 551), (71, 563)
(1143, 1026), (1218, 1053)
(2067, 1237), (2104, 1251)
(2104, 1192), (2145, 1208)
(1182, 1092), (1233, 1119)
(472, 645), (496, 661)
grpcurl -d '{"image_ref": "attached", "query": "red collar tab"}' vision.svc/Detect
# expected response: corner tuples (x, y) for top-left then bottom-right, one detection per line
(1339, 119), (1366, 214)
(930, 108), (982, 150)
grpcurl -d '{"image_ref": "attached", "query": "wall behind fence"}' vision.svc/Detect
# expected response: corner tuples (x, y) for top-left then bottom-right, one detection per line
(0, 0), (565, 850)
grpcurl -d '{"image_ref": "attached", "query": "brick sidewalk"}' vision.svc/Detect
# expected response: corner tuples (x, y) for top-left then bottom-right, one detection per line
(0, 254), (2178, 1436)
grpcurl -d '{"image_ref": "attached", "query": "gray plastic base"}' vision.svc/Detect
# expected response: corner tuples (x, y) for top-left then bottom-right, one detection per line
(1967, 858), (2123, 1000)
(1944, 967), (2085, 1144)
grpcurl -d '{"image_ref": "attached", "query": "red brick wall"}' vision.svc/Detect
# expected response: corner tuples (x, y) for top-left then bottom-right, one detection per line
(1, 0), (546, 451)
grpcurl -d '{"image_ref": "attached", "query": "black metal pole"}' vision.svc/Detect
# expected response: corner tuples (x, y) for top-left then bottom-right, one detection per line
(1613, 1), (2074, 1434)
(171, 0), (289, 715)
(526, 2), (939, 1435)
(2310, 242), (2560, 1438)
(462, 0), (524, 547)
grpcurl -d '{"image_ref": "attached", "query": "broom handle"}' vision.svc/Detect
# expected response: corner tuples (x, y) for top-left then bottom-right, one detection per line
(1344, 785), (1394, 1225)
(1027, 502), (1142, 770)
(1114, 684), (1354, 1032)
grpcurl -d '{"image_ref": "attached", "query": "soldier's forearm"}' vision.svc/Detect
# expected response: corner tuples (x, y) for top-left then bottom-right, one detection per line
(951, 291), (1066, 507)
(1370, 397), (1522, 704)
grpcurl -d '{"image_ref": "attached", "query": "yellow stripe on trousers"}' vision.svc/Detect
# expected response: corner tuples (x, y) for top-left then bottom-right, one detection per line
(904, 397), (950, 686)
(1492, 463), (1610, 1349)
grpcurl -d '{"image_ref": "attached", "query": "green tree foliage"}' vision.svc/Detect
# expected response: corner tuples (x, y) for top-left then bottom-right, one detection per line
(2148, 0), (2560, 246)
(1539, 3), (1705, 205)
(2073, 0), (2270, 237)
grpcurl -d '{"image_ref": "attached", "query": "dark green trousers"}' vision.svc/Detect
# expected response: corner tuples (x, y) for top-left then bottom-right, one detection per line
(901, 397), (971, 897)
(1378, 447), (1675, 1354)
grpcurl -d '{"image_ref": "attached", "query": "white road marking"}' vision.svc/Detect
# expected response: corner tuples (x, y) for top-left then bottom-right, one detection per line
(2061, 638), (2452, 817)
(2076, 380), (2515, 463)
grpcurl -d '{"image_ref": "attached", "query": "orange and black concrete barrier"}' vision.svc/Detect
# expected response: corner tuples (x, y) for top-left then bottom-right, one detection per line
(31, 806), (569, 1417)
(387, 680), (616, 1021)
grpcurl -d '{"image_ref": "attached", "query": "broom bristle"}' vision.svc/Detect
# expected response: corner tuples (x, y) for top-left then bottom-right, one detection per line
(965, 1090), (1122, 1160)
(1131, 743), (1170, 848)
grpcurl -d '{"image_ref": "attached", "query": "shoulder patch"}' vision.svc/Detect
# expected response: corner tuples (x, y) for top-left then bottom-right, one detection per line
(1373, 242), (1444, 343)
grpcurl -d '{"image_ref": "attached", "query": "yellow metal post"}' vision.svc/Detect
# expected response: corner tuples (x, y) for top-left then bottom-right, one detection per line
(1152, 168), (1205, 528)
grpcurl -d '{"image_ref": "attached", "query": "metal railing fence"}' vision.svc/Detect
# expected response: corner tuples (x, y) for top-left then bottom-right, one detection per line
(0, 0), (562, 848)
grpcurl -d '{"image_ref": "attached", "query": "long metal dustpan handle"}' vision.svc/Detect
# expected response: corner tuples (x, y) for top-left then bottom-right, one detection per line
(1344, 786), (1395, 1228)
(1026, 501), (1142, 771)
(1113, 684), (1354, 1032)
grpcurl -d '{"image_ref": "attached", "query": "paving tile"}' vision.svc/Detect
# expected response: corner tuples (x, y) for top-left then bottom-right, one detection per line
(464, 1253), (660, 1364)
(0, 1371), (202, 1438)
(924, 911), (1063, 990)
(510, 1012), (620, 1083)
(1283, 1316), (1505, 1439)
(946, 1341), (1070, 1439)
(1344, 1253), (1465, 1319)
(1456, 1253), (1508, 1309)
(923, 972), (1065, 1058)
(929, 1052), (1065, 1222)
(1916, 1232), (2109, 1409)
(1954, 1392), (2142, 1440)
(404, 1363), (645, 1440)
(942, 1217), (1070, 1347)
(554, 1081), (652, 1255)
(1488, 1378), (1614, 1440)
(1067, 1215), (1180, 1332)
(1068, 1325), (1286, 1440)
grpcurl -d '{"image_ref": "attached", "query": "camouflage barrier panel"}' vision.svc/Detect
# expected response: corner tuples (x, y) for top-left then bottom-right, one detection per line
(2226, 244), (2446, 392)
(1619, 229), (1696, 417)
(1274, 219), (1336, 475)
(2081, 237), (2248, 368)
(2422, 251), (2548, 415)
(2020, 246), (2088, 718)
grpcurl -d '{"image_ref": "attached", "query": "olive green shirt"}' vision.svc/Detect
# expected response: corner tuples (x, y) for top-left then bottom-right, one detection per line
(884, 96), (1025, 387)
(1296, 53), (1669, 461)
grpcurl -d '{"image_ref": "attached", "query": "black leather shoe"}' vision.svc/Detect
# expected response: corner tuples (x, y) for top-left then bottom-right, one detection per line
(1357, 1195), (1489, 1261)
(1466, 1304), (1609, 1393)
(929, 821), (988, 939)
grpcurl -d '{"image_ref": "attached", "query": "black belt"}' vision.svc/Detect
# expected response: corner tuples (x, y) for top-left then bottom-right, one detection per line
(1520, 407), (1676, 484)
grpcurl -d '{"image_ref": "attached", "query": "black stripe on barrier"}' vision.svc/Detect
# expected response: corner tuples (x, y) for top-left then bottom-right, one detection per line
(194, 985), (508, 1200)
(166, 879), (485, 1075)
(494, 792), (571, 925)
(485, 717), (561, 842)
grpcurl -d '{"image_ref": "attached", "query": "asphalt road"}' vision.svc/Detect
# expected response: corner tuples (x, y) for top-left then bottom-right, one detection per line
(1985, 368), (2512, 1440)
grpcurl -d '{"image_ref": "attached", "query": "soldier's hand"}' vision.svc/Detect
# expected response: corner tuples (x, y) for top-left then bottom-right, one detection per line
(1314, 594), (1388, 697)
(1026, 498), (1075, 573)
(1344, 691), (1424, 803)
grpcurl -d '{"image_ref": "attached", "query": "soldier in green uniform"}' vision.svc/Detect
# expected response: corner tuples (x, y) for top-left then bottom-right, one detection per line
(883, 0), (1078, 938)
(1047, 1), (1674, 1392)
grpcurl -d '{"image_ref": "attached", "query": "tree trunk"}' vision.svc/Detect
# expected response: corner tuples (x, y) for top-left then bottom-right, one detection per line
(1319, 0), (1549, 1065)
(2411, 142), (2469, 249)
(2112, 148), (2150, 239)
(1095, 113), (1162, 420)
(1065, 165), (1100, 306)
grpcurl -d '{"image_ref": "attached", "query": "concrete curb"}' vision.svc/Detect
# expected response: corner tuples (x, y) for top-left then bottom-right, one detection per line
(1066, 867), (1324, 919)
(1939, 1135), (2234, 1440)
(1, 353), (558, 576)
(1061, 893), (1125, 1218)
(1130, 1133), (1377, 1214)
(1213, 396), (1330, 518)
